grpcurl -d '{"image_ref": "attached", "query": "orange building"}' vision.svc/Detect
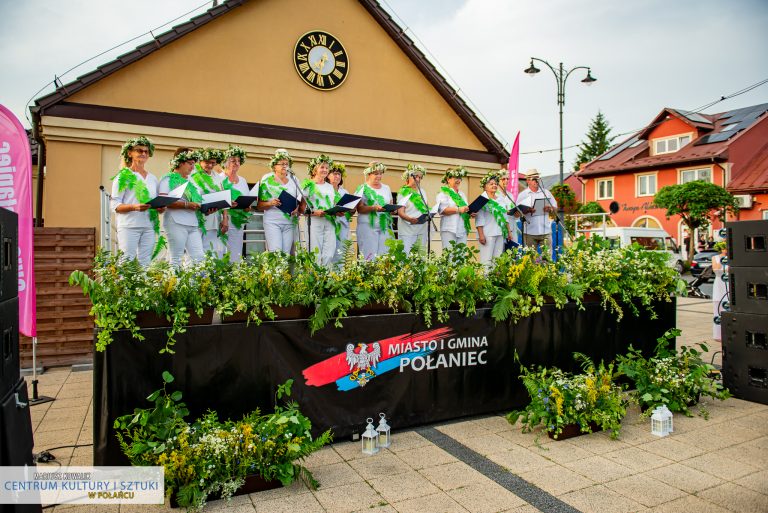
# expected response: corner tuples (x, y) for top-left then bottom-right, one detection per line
(577, 104), (768, 248)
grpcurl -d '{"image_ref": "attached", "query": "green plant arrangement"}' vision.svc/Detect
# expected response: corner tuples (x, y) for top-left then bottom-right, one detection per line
(114, 373), (332, 511)
(617, 328), (730, 417)
(488, 247), (582, 324)
(507, 352), (628, 440)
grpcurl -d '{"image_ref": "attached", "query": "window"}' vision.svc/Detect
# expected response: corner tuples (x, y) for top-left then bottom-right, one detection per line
(654, 134), (693, 155)
(632, 216), (661, 229)
(763, 210), (768, 221)
(597, 178), (613, 200)
(636, 174), (657, 196)
(680, 168), (712, 184)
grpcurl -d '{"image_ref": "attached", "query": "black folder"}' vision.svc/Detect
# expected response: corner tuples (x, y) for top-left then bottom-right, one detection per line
(145, 196), (181, 208)
(467, 196), (489, 214)
(510, 205), (533, 216)
(201, 199), (231, 212)
(382, 204), (402, 213)
(277, 190), (298, 215)
(324, 205), (355, 215)
(413, 213), (436, 224)
(231, 195), (258, 209)
(337, 193), (360, 205)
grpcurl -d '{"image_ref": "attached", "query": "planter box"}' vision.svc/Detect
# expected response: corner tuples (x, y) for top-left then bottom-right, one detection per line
(135, 309), (214, 328)
(222, 305), (313, 323)
(348, 302), (397, 315)
(170, 474), (282, 508)
(548, 421), (602, 440)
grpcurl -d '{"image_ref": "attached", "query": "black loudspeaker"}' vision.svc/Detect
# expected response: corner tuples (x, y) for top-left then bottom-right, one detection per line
(722, 312), (768, 405)
(729, 267), (768, 315)
(727, 220), (768, 268)
(0, 297), (19, 400)
(0, 207), (18, 302)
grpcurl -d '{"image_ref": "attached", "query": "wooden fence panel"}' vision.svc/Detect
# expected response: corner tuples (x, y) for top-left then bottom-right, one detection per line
(20, 228), (95, 368)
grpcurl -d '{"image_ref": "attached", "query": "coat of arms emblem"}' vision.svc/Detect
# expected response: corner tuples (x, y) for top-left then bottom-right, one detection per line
(345, 342), (381, 386)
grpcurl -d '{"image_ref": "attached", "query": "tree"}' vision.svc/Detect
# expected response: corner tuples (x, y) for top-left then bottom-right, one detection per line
(573, 111), (617, 171)
(652, 181), (739, 261)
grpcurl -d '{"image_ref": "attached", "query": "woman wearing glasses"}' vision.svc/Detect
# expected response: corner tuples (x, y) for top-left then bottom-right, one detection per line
(110, 136), (161, 266)
(355, 161), (393, 260)
(158, 148), (206, 266)
(475, 172), (513, 265)
(257, 149), (302, 254)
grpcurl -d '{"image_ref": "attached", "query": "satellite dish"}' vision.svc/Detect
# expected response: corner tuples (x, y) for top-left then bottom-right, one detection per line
(609, 201), (620, 214)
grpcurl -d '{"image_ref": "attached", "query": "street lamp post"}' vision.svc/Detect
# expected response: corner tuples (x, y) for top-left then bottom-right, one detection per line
(524, 58), (596, 185)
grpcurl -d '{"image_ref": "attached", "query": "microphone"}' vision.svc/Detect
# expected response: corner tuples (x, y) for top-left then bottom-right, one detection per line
(287, 167), (295, 175)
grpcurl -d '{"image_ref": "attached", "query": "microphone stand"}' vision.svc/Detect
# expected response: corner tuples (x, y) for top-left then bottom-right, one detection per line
(414, 176), (437, 254)
(286, 168), (310, 252)
(535, 179), (573, 248)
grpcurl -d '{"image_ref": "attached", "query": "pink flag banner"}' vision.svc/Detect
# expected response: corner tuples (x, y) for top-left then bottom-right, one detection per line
(507, 132), (520, 201)
(0, 104), (36, 337)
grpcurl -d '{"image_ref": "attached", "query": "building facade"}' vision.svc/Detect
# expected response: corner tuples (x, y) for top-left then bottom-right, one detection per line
(577, 103), (768, 248)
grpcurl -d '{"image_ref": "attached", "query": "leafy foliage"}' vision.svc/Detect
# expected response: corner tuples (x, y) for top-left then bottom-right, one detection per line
(508, 352), (627, 439)
(573, 111), (616, 171)
(115, 376), (332, 511)
(652, 181), (739, 261)
(617, 328), (730, 417)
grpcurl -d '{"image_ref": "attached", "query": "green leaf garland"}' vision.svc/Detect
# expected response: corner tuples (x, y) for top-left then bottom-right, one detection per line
(162, 172), (206, 234)
(398, 186), (429, 215)
(441, 186), (471, 233)
(356, 184), (391, 231)
(113, 168), (165, 258)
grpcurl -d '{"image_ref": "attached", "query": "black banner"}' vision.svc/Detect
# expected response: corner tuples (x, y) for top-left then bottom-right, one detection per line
(94, 300), (675, 465)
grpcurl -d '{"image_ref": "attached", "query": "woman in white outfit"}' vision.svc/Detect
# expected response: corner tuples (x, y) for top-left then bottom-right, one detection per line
(495, 171), (520, 248)
(476, 173), (513, 265)
(355, 161), (393, 260)
(302, 154), (338, 266)
(327, 162), (352, 264)
(158, 148), (206, 266)
(111, 136), (161, 266)
(711, 241), (729, 341)
(221, 146), (251, 262)
(257, 149), (301, 254)
(435, 167), (470, 248)
(397, 164), (430, 254)
(191, 147), (227, 257)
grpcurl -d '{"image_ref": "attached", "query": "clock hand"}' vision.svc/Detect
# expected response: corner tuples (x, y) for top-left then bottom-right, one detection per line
(312, 53), (328, 72)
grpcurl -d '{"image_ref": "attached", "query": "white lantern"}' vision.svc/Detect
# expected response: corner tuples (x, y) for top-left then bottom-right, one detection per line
(660, 405), (674, 433)
(377, 413), (391, 448)
(651, 407), (668, 437)
(362, 417), (379, 455)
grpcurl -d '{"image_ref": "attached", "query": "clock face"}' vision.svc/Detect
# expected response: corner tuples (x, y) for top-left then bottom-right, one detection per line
(293, 30), (349, 91)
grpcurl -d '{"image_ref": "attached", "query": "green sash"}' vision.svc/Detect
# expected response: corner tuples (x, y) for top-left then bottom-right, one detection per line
(222, 178), (251, 230)
(441, 186), (471, 233)
(398, 186), (429, 214)
(258, 174), (297, 224)
(355, 184), (391, 231)
(113, 167), (166, 258)
(162, 172), (206, 234)
(302, 180), (341, 239)
(484, 196), (509, 239)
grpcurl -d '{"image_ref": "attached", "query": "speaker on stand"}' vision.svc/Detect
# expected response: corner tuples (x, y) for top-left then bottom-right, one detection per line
(722, 220), (768, 405)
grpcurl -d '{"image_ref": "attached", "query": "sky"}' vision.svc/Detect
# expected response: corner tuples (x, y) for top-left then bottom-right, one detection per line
(1, 0), (767, 176)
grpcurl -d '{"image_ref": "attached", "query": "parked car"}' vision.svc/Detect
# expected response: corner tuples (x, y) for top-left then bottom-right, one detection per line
(690, 250), (718, 279)
(583, 227), (685, 274)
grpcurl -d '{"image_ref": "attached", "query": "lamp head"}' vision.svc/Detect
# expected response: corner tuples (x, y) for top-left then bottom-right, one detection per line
(581, 69), (597, 85)
(524, 60), (540, 75)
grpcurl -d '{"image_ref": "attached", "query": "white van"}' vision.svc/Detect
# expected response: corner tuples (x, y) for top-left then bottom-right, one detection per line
(585, 227), (684, 274)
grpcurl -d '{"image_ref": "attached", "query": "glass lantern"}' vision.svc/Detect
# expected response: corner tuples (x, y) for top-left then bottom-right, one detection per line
(660, 405), (674, 433)
(650, 407), (668, 437)
(361, 417), (379, 455)
(377, 413), (391, 448)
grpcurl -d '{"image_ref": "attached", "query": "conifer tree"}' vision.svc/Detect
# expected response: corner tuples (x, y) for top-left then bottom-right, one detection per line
(573, 111), (616, 171)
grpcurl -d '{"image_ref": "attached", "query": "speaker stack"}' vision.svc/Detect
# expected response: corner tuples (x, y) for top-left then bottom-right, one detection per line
(722, 219), (768, 405)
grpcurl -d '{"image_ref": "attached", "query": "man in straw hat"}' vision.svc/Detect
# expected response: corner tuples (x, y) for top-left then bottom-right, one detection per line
(517, 169), (557, 251)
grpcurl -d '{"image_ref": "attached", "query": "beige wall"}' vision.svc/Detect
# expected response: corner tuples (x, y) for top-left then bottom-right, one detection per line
(43, 141), (101, 227)
(67, 0), (487, 151)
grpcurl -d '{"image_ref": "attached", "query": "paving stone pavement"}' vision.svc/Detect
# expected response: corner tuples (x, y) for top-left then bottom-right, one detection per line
(26, 297), (767, 512)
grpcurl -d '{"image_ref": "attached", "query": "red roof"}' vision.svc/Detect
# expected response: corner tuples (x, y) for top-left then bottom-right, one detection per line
(728, 140), (768, 193)
(578, 103), (768, 177)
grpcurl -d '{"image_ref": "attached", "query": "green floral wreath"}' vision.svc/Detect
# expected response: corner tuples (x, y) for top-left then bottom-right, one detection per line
(402, 163), (426, 181)
(169, 150), (198, 170)
(330, 162), (346, 177)
(194, 147), (225, 163)
(479, 172), (499, 189)
(363, 161), (387, 176)
(269, 149), (293, 169)
(441, 166), (468, 184)
(224, 145), (247, 164)
(492, 169), (509, 182)
(120, 136), (155, 165)
(308, 154), (334, 176)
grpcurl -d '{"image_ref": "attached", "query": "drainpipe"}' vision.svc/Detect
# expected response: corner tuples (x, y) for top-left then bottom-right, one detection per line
(31, 107), (45, 227)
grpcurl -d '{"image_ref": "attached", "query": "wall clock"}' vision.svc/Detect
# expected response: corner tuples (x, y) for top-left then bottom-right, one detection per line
(293, 30), (349, 91)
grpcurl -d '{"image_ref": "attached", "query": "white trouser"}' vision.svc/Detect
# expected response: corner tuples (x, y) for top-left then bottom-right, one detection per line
(309, 217), (337, 266)
(441, 230), (467, 249)
(332, 224), (351, 264)
(226, 226), (245, 262)
(164, 215), (205, 266)
(479, 235), (504, 265)
(357, 220), (391, 260)
(117, 226), (155, 267)
(400, 227), (428, 254)
(264, 221), (296, 254)
(202, 228), (224, 258)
